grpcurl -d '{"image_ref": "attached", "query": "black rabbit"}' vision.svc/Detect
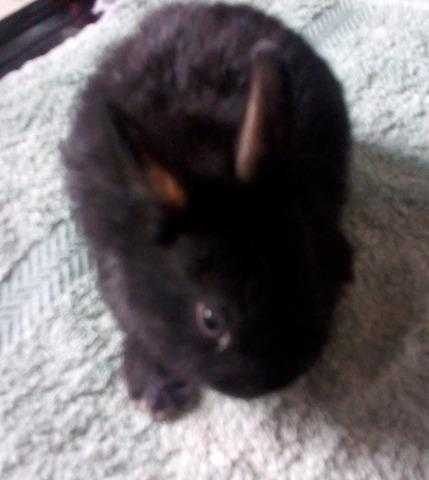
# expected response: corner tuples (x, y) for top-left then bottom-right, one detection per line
(63, 2), (353, 420)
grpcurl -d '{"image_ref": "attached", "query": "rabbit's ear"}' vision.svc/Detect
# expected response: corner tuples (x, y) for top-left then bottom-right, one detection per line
(145, 163), (187, 209)
(236, 40), (291, 183)
(108, 103), (187, 210)
(130, 158), (188, 212)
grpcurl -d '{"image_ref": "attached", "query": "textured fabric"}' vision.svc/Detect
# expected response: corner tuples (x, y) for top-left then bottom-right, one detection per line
(93, 0), (119, 14)
(1, 1), (428, 479)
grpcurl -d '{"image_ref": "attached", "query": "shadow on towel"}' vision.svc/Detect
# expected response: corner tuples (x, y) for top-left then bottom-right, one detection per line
(273, 142), (429, 453)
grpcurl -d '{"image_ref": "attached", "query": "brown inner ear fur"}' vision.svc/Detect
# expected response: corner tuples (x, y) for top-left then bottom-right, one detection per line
(236, 40), (286, 182)
(148, 163), (187, 209)
(236, 71), (266, 182)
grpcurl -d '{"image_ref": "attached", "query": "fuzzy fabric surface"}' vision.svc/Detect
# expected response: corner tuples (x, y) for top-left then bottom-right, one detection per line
(1, 1), (428, 479)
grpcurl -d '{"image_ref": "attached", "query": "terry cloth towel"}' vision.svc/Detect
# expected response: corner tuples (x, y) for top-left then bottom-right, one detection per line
(0, 1), (428, 479)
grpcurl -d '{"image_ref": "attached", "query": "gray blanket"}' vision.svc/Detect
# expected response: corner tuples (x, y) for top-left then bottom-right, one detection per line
(1, 1), (428, 479)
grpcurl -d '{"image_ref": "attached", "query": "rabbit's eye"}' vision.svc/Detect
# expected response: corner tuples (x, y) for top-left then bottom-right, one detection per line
(195, 302), (226, 339)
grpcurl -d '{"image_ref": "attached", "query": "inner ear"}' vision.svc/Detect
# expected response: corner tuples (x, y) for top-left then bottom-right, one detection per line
(236, 40), (292, 183)
(147, 163), (188, 210)
(107, 103), (188, 210)
(134, 164), (187, 245)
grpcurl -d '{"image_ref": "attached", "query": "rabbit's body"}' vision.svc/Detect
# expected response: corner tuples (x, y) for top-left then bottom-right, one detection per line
(63, 2), (352, 420)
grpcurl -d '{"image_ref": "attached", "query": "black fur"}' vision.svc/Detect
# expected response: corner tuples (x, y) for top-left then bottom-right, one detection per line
(63, 2), (353, 420)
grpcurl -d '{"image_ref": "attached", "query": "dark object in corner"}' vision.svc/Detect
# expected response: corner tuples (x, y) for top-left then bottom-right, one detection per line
(63, 2), (353, 421)
(0, 0), (98, 79)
